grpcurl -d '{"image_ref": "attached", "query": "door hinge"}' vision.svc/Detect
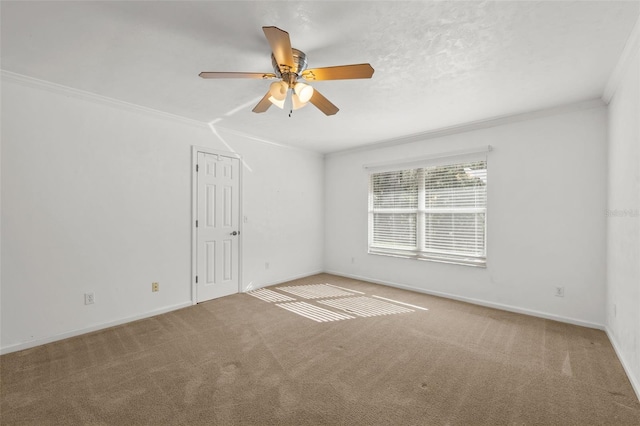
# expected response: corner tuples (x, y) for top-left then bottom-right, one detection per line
(196, 164), (199, 172)
(196, 220), (198, 228)
(195, 276), (198, 284)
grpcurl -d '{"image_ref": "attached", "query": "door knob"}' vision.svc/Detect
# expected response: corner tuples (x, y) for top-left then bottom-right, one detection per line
(230, 231), (238, 236)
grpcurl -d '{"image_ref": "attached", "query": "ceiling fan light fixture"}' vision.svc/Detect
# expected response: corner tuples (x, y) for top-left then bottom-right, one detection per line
(294, 82), (314, 103)
(292, 93), (308, 110)
(269, 81), (288, 101)
(268, 95), (286, 109)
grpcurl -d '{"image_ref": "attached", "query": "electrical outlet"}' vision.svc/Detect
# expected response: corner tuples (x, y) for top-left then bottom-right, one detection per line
(265, 262), (270, 270)
(351, 257), (355, 264)
(84, 292), (95, 305)
(554, 286), (564, 297)
(152, 282), (159, 292)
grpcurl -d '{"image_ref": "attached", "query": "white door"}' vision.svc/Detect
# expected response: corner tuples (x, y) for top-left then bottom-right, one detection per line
(196, 152), (240, 302)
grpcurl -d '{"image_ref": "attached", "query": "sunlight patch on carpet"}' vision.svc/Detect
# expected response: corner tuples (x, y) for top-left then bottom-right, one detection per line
(247, 288), (296, 303)
(276, 302), (355, 322)
(325, 283), (365, 294)
(318, 296), (414, 317)
(276, 284), (354, 299)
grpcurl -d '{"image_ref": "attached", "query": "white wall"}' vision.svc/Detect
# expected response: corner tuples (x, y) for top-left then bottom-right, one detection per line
(325, 104), (608, 327)
(0, 76), (323, 352)
(606, 45), (640, 396)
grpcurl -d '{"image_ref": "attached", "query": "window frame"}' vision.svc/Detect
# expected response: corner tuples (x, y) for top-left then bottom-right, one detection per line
(367, 156), (488, 268)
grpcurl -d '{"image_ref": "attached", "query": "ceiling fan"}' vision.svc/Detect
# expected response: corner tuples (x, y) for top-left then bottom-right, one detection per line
(199, 26), (374, 116)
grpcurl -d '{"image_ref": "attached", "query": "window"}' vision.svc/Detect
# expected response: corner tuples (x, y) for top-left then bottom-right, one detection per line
(368, 159), (487, 267)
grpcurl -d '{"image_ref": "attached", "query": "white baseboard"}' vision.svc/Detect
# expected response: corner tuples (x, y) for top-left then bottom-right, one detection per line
(325, 270), (605, 330)
(605, 327), (640, 402)
(0, 301), (192, 355)
(242, 269), (325, 292)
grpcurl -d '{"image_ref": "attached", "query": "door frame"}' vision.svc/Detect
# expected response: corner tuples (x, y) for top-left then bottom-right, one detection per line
(191, 146), (243, 304)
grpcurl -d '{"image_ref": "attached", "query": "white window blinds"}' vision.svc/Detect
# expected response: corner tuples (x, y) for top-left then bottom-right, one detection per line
(369, 159), (487, 267)
(371, 169), (418, 250)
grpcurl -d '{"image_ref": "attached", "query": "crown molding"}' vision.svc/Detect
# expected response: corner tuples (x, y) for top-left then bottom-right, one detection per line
(1, 70), (207, 129)
(326, 98), (605, 158)
(603, 13), (640, 104)
(0, 70), (610, 158)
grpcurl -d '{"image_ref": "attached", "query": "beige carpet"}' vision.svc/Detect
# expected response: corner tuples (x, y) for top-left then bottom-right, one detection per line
(2, 273), (639, 425)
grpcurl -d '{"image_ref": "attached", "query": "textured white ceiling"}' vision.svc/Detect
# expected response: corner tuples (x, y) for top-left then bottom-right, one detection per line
(2, 1), (638, 153)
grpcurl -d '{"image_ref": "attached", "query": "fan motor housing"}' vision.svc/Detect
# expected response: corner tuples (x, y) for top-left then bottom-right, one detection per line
(272, 48), (308, 79)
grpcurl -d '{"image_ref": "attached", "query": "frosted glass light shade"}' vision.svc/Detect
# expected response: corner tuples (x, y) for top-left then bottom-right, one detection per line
(292, 93), (308, 110)
(268, 96), (285, 109)
(294, 82), (314, 103)
(269, 81), (288, 101)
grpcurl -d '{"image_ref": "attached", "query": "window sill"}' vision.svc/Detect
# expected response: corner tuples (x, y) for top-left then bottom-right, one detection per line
(368, 249), (486, 268)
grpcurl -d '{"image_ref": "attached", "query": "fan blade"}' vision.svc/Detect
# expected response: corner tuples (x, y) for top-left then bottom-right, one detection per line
(262, 26), (294, 72)
(252, 91), (273, 113)
(199, 72), (276, 79)
(302, 64), (374, 81)
(309, 89), (339, 116)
